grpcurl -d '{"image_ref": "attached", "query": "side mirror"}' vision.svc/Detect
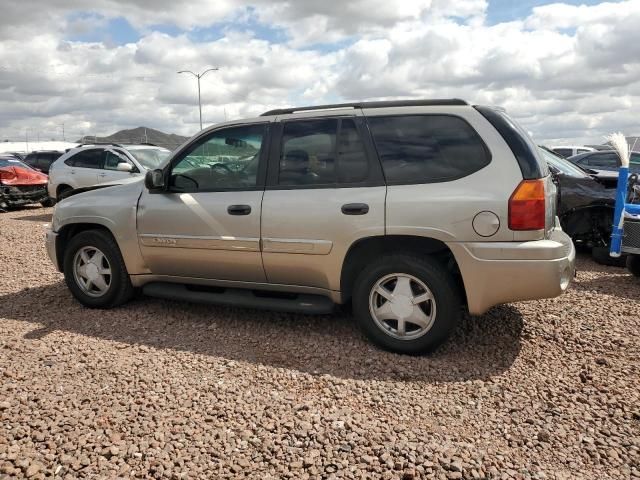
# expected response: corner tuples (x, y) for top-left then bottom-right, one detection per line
(116, 162), (133, 172)
(145, 169), (164, 191)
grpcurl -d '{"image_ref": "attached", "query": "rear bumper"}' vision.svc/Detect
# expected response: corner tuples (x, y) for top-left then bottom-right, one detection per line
(449, 225), (576, 315)
(0, 184), (48, 207)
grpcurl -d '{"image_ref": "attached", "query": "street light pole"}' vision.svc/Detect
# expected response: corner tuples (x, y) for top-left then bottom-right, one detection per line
(177, 67), (219, 131)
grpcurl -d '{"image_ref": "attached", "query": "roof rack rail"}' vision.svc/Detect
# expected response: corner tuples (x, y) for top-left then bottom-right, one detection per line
(260, 99), (468, 116)
(74, 142), (124, 148)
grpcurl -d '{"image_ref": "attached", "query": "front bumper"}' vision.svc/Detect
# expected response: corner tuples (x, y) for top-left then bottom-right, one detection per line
(449, 225), (576, 315)
(0, 184), (48, 207)
(45, 227), (60, 271)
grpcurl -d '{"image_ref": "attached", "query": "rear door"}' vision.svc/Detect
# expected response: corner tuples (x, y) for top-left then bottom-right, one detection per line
(65, 149), (105, 187)
(260, 114), (386, 291)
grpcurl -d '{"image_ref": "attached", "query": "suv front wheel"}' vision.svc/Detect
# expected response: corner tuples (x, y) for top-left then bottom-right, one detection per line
(352, 254), (461, 355)
(63, 229), (134, 308)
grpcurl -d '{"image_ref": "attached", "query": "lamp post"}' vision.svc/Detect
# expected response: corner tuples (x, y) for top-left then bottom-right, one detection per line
(177, 67), (219, 131)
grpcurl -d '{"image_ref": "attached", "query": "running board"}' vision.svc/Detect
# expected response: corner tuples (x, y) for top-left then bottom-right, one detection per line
(142, 282), (335, 315)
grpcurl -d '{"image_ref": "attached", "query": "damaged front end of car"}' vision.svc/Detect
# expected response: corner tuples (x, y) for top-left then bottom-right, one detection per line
(0, 160), (50, 210)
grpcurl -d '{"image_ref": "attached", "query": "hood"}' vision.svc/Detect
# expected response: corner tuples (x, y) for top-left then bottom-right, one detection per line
(0, 165), (48, 185)
(61, 175), (144, 200)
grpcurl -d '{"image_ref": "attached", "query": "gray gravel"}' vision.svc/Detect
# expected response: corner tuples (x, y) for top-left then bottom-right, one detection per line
(1, 206), (639, 479)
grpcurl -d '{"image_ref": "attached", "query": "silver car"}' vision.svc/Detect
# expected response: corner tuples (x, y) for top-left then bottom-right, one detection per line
(46, 99), (575, 354)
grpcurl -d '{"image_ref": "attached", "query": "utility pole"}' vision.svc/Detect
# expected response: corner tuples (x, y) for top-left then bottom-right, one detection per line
(177, 67), (219, 131)
(62, 123), (65, 142)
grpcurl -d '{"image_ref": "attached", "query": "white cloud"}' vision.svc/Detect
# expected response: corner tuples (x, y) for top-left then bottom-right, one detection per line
(0, 0), (639, 146)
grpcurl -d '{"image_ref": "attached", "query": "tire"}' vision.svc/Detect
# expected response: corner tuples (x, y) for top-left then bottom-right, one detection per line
(40, 198), (55, 207)
(627, 255), (640, 277)
(63, 229), (134, 309)
(57, 185), (72, 201)
(591, 246), (626, 267)
(352, 254), (461, 355)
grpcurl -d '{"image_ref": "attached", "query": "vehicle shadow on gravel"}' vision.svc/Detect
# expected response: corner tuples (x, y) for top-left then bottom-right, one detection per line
(573, 254), (639, 301)
(0, 281), (524, 382)
(11, 213), (53, 223)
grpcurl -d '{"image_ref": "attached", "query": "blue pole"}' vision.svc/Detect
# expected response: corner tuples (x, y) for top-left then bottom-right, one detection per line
(610, 166), (629, 257)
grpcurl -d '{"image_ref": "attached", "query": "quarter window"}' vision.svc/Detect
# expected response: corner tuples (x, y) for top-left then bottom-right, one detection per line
(170, 124), (265, 191)
(368, 115), (490, 184)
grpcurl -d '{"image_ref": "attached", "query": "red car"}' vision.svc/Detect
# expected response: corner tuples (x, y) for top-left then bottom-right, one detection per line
(0, 155), (51, 210)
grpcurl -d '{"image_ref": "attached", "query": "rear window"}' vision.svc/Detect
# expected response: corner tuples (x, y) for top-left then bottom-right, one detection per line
(367, 115), (490, 184)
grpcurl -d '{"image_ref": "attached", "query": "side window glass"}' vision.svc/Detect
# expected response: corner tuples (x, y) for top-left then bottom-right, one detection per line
(170, 124), (265, 191)
(279, 119), (337, 186)
(337, 119), (369, 183)
(104, 151), (129, 170)
(368, 115), (490, 184)
(591, 154), (618, 168)
(554, 148), (571, 158)
(69, 149), (104, 169)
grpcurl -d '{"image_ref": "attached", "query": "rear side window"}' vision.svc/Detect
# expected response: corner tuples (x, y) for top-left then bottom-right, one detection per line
(588, 153), (618, 168)
(65, 149), (104, 169)
(367, 115), (490, 184)
(278, 118), (370, 186)
(475, 106), (548, 179)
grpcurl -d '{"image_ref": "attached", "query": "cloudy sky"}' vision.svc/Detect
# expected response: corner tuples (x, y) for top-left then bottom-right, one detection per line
(1, 0), (638, 145)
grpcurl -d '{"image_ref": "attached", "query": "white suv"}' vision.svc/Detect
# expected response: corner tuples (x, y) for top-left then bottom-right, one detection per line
(48, 144), (170, 200)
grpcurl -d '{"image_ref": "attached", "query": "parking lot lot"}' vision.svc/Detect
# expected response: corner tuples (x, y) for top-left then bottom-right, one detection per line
(0, 207), (638, 479)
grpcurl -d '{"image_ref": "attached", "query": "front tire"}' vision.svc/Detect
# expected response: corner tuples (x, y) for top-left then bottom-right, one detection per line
(352, 254), (461, 355)
(41, 198), (55, 207)
(63, 229), (134, 308)
(627, 255), (640, 277)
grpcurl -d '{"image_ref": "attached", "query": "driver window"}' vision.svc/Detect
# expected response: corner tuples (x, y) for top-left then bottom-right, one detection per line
(104, 150), (131, 171)
(170, 124), (266, 191)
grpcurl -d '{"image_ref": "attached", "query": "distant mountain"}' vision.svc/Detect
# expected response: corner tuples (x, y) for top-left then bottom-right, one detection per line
(77, 127), (190, 151)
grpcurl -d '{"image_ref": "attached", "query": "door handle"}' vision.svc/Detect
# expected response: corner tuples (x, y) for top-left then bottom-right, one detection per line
(227, 204), (252, 216)
(98, 173), (107, 177)
(341, 203), (369, 215)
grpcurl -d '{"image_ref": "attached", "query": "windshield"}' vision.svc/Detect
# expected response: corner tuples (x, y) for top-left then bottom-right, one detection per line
(539, 147), (590, 178)
(126, 147), (171, 170)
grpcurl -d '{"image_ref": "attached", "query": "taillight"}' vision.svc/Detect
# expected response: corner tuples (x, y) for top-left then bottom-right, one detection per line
(509, 179), (546, 230)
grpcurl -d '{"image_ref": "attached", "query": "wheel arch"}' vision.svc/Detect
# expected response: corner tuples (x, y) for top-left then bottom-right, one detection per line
(340, 235), (466, 305)
(55, 223), (116, 273)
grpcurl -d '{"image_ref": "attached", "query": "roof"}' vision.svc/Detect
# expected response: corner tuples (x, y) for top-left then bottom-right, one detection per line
(260, 99), (468, 116)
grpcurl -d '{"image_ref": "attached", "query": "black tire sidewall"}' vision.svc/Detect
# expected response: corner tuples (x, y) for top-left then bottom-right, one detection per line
(352, 255), (461, 355)
(627, 255), (640, 277)
(592, 246), (626, 267)
(63, 230), (130, 308)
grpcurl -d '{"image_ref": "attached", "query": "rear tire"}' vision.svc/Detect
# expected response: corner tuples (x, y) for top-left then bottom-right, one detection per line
(352, 254), (461, 355)
(63, 229), (134, 309)
(591, 246), (626, 267)
(627, 255), (640, 277)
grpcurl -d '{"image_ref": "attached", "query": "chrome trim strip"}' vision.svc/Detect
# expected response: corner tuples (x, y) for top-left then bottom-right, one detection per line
(139, 234), (259, 252)
(262, 238), (333, 255)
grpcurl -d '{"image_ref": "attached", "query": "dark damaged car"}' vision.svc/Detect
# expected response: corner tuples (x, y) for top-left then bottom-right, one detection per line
(540, 147), (620, 265)
(0, 155), (51, 210)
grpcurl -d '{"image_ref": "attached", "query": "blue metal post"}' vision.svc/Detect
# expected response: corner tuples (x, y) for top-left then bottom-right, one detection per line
(610, 166), (629, 257)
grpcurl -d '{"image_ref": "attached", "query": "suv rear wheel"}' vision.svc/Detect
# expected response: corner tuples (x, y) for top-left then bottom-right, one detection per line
(63, 229), (134, 308)
(352, 254), (461, 354)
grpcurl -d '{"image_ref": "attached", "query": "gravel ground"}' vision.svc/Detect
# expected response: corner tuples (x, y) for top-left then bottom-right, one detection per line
(0, 206), (639, 480)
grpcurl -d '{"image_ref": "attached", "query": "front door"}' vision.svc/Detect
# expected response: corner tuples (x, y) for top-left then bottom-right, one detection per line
(137, 123), (269, 282)
(260, 116), (386, 291)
